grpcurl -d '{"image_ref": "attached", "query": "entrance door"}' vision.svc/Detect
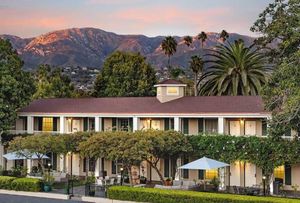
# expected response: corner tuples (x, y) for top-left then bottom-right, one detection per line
(245, 121), (256, 136)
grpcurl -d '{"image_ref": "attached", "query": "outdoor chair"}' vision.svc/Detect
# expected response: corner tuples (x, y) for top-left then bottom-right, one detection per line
(95, 178), (105, 190)
(109, 178), (115, 186)
(116, 176), (122, 185)
(233, 186), (239, 194)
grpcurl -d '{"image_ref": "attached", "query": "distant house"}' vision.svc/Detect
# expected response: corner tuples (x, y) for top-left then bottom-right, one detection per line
(3, 79), (298, 190)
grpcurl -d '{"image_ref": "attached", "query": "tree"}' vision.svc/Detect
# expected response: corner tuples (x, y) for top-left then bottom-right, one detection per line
(79, 131), (146, 186)
(197, 31), (207, 48)
(219, 30), (229, 42)
(92, 51), (157, 97)
(137, 130), (191, 185)
(189, 55), (204, 96)
(161, 36), (177, 70)
(33, 64), (76, 99)
(262, 51), (300, 139)
(0, 39), (35, 136)
(169, 67), (185, 79)
(251, 0), (300, 62)
(183, 36), (193, 47)
(199, 41), (270, 96)
(8, 134), (64, 172)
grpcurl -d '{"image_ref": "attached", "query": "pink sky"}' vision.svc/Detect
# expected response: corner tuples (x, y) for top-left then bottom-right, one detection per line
(0, 0), (272, 38)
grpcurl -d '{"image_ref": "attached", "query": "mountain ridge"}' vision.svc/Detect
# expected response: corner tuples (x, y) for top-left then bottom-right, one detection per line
(0, 27), (255, 70)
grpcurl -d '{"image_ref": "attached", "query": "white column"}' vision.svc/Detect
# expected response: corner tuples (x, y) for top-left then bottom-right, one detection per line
(27, 159), (32, 173)
(59, 154), (65, 172)
(174, 117), (180, 131)
(133, 116), (139, 131)
(218, 117), (224, 134)
(95, 158), (100, 177)
(59, 116), (65, 134)
(95, 117), (100, 132)
(27, 116), (34, 134)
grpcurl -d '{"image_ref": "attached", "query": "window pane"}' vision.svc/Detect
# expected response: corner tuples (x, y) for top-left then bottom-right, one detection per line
(205, 169), (218, 180)
(167, 87), (179, 95)
(205, 119), (218, 133)
(274, 165), (284, 184)
(164, 159), (170, 177)
(42, 118), (53, 132)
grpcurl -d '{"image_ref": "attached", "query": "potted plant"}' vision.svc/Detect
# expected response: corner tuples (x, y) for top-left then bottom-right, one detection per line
(210, 177), (220, 191)
(165, 177), (172, 186)
(43, 173), (55, 192)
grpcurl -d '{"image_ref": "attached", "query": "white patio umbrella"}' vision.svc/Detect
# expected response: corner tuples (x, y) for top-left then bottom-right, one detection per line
(178, 156), (229, 190)
(3, 151), (49, 160)
(178, 156), (229, 170)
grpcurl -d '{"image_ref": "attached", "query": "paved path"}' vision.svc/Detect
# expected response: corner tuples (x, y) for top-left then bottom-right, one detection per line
(0, 194), (87, 203)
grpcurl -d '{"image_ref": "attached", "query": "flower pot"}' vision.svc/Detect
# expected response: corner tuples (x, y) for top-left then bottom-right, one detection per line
(165, 180), (172, 186)
(44, 185), (52, 192)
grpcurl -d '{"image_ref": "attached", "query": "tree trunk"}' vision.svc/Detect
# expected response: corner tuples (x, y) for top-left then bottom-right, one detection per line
(126, 165), (134, 186)
(194, 74), (198, 96)
(146, 160), (165, 185)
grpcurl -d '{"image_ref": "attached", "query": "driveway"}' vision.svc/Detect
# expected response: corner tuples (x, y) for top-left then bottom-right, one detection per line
(0, 194), (87, 203)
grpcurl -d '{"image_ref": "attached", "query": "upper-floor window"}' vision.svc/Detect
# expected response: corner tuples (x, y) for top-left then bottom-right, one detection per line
(42, 118), (53, 132)
(166, 87), (179, 96)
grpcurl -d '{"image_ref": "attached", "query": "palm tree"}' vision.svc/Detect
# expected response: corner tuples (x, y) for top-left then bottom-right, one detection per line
(199, 41), (269, 96)
(189, 55), (204, 96)
(183, 36), (193, 47)
(197, 31), (207, 48)
(161, 36), (177, 70)
(219, 30), (229, 42)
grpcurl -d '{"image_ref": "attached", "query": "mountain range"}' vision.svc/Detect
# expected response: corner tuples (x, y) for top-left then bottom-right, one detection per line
(0, 27), (255, 70)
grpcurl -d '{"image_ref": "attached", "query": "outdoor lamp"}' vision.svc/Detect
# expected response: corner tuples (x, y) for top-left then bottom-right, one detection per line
(120, 167), (124, 171)
(262, 175), (266, 196)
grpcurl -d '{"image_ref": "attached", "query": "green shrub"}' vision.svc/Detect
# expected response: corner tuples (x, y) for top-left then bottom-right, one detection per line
(0, 176), (17, 189)
(11, 178), (42, 192)
(108, 186), (300, 203)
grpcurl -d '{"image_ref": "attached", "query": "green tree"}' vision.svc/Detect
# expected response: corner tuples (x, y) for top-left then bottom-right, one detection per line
(169, 67), (185, 79)
(183, 36), (193, 47)
(262, 51), (300, 139)
(251, 0), (300, 62)
(138, 130), (191, 185)
(189, 55), (204, 96)
(197, 31), (207, 48)
(8, 134), (64, 172)
(33, 64), (75, 99)
(219, 30), (229, 42)
(92, 51), (157, 97)
(0, 39), (35, 136)
(199, 41), (269, 96)
(80, 131), (146, 186)
(161, 36), (177, 70)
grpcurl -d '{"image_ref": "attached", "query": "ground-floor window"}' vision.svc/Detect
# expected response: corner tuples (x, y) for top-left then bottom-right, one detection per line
(164, 158), (170, 177)
(198, 169), (218, 180)
(183, 157), (189, 179)
(274, 165), (292, 185)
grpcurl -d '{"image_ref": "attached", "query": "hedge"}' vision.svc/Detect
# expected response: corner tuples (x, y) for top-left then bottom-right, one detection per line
(108, 186), (300, 203)
(0, 176), (17, 189)
(11, 178), (42, 192)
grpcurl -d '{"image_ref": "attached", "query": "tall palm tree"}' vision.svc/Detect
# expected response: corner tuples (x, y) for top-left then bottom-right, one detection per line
(161, 36), (177, 70)
(219, 30), (229, 42)
(189, 55), (204, 96)
(199, 41), (269, 96)
(197, 31), (207, 48)
(183, 36), (193, 47)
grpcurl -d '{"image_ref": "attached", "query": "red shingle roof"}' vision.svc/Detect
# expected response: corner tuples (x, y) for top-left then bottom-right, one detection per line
(157, 79), (184, 85)
(19, 96), (268, 114)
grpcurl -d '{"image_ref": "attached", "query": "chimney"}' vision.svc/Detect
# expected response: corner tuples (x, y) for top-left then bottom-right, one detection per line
(154, 79), (187, 103)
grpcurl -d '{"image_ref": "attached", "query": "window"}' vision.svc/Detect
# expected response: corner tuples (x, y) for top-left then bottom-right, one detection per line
(205, 169), (218, 180)
(89, 158), (96, 172)
(285, 165), (291, 185)
(183, 157), (189, 179)
(205, 119), (218, 133)
(166, 87), (179, 95)
(182, 118), (189, 135)
(42, 118), (53, 132)
(262, 119), (268, 136)
(118, 118), (129, 131)
(164, 159), (170, 177)
(198, 170), (205, 180)
(274, 165), (284, 184)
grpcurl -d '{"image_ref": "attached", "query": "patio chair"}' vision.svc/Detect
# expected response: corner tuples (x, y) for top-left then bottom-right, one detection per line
(109, 178), (115, 186)
(116, 176), (122, 185)
(95, 178), (105, 190)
